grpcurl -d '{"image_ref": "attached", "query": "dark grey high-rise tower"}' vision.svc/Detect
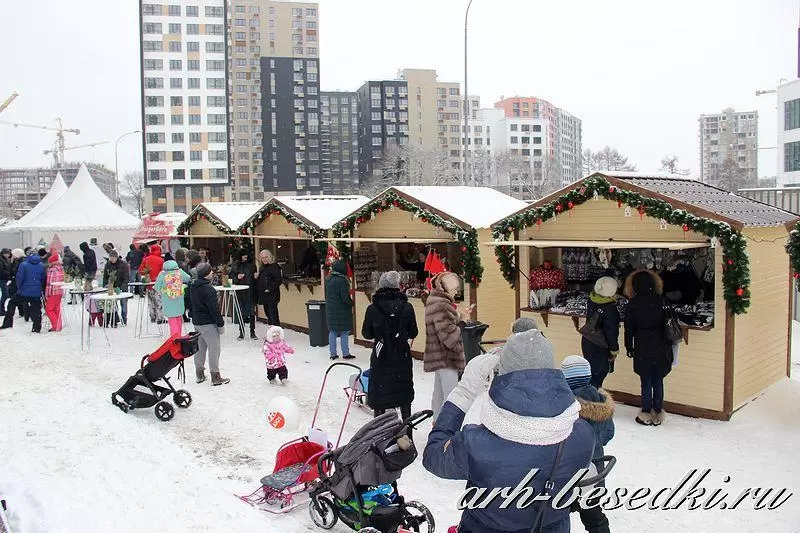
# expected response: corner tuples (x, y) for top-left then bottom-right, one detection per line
(356, 80), (409, 187)
(320, 91), (359, 194)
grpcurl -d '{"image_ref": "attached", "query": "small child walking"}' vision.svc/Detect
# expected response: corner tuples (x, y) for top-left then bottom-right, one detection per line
(561, 355), (615, 533)
(263, 325), (294, 385)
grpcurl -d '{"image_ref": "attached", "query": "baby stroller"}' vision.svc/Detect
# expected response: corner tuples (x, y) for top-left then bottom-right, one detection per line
(308, 410), (435, 533)
(238, 363), (364, 514)
(111, 332), (199, 421)
(344, 368), (371, 412)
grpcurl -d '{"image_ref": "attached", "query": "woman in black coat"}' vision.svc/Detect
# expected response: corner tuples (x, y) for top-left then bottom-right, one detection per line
(230, 250), (257, 340)
(624, 269), (672, 427)
(255, 249), (282, 326)
(361, 271), (418, 420)
(581, 276), (621, 388)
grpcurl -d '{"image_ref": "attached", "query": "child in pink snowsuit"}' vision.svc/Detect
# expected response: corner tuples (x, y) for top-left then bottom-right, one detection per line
(263, 325), (294, 384)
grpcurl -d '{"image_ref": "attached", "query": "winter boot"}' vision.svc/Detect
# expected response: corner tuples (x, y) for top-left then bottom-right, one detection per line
(651, 410), (666, 426)
(196, 368), (206, 384)
(211, 372), (230, 386)
(330, 354), (339, 360)
(635, 410), (653, 426)
(237, 333), (244, 341)
(279, 378), (288, 385)
(269, 379), (277, 385)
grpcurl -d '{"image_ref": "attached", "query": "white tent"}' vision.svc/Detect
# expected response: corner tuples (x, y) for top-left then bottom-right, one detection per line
(0, 164), (140, 251)
(6, 173), (69, 229)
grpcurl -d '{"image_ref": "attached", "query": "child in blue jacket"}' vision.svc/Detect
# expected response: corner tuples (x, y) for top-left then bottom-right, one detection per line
(561, 355), (615, 533)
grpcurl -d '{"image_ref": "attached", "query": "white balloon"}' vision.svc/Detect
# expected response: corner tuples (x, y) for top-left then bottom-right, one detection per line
(266, 396), (300, 432)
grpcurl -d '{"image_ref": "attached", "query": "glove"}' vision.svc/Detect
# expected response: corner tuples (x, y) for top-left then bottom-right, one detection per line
(626, 351), (633, 359)
(446, 352), (499, 413)
(217, 326), (225, 335)
(609, 350), (618, 362)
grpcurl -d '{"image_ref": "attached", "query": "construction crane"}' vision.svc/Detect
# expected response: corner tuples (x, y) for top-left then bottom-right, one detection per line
(0, 92), (18, 114)
(0, 117), (80, 167)
(43, 141), (110, 166)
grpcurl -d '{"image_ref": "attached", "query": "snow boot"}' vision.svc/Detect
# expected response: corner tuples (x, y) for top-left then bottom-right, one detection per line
(250, 332), (258, 340)
(635, 410), (653, 426)
(211, 372), (230, 386)
(237, 333), (244, 341)
(196, 368), (206, 384)
(651, 410), (666, 426)
(269, 379), (277, 385)
(343, 354), (355, 360)
(279, 378), (287, 385)
(330, 354), (339, 360)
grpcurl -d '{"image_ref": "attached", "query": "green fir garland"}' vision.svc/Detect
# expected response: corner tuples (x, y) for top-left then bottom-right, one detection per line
(785, 222), (800, 285)
(247, 202), (326, 241)
(492, 176), (752, 314)
(330, 192), (484, 285)
(177, 206), (234, 235)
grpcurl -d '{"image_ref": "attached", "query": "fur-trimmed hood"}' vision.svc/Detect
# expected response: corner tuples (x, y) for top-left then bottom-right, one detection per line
(266, 325), (285, 342)
(576, 388), (614, 422)
(623, 269), (663, 299)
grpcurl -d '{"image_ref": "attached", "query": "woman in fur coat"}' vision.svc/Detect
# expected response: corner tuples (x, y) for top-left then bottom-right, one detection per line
(422, 272), (472, 421)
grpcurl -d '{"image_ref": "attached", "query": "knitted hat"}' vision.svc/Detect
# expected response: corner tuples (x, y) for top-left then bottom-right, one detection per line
(196, 263), (213, 278)
(379, 270), (400, 289)
(594, 277), (618, 298)
(48, 253), (61, 264)
(498, 329), (555, 375)
(11, 248), (25, 259)
(511, 316), (538, 333)
(109, 250), (120, 258)
(561, 355), (592, 390)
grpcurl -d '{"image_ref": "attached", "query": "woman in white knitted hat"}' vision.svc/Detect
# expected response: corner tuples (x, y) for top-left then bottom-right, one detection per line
(581, 276), (621, 388)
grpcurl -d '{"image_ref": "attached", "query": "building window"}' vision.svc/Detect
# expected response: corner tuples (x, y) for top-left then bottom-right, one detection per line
(207, 96), (225, 107)
(189, 132), (201, 143)
(190, 169), (202, 180)
(533, 125), (542, 132)
(142, 4), (162, 15)
(168, 23), (181, 34)
(171, 114), (183, 125)
(172, 133), (184, 143)
(147, 151), (165, 162)
(521, 137), (530, 144)
(510, 124), (518, 132)
(206, 60), (225, 71)
(168, 41), (181, 52)
(209, 132), (226, 143)
(510, 136), (518, 144)
(145, 114), (164, 125)
(306, 8), (317, 16)
(146, 132), (164, 144)
(169, 59), (182, 71)
(533, 137), (542, 144)
(187, 59), (200, 71)
(188, 114), (201, 125)
(190, 150), (202, 161)
(205, 5), (223, 17)
(172, 151), (185, 162)
(169, 78), (182, 89)
(207, 78), (225, 89)
(206, 42), (224, 53)
(186, 24), (199, 35)
(184, 78), (198, 89)
(205, 24), (224, 35)
(786, 99), (800, 131)
(143, 22), (162, 34)
(786, 141), (800, 172)
(147, 95), (164, 107)
(144, 77), (163, 89)
(449, 88), (459, 96)
(143, 41), (162, 52)
(172, 169), (185, 180)
(208, 151), (227, 161)
(533, 149), (542, 156)
(148, 169), (166, 181)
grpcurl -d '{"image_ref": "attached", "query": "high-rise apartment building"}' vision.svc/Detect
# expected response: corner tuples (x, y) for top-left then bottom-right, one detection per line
(699, 108), (758, 186)
(139, 0), (231, 214)
(228, 0), (321, 198)
(777, 79), (800, 187)
(398, 69), (462, 171)
(494, 97), (582, 190)
(320, 92), (359, 194)
(356, 80), (410, 185)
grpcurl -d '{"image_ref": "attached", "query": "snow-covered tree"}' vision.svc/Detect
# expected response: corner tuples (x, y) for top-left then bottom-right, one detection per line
(659, 155), (690, 176)
(583, 146), (637, 174)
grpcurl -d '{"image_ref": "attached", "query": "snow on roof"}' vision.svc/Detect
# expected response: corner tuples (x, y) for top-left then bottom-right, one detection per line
(4, 173), (68, 229)
(201, 202), (266, 231)
(391, 186), (528, 229)
(11, 166), (140, 231)
(596, 171), (697, 180)
(272, 195), (370, 229)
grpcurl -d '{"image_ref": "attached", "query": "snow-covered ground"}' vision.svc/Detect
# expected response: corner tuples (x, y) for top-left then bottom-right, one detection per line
(1, 300), (799, 533)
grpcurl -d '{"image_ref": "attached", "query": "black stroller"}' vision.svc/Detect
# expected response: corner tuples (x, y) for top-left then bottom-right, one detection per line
(308, 410), (435, 533)
(111, 332), (199, 421)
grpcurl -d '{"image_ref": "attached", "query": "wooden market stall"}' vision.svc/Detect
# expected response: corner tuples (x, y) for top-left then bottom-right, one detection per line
(330, 186), (527, 358)
(177, 201), (267, 265)
(490, 172), (798, 420)
(244, 195), (369, 332)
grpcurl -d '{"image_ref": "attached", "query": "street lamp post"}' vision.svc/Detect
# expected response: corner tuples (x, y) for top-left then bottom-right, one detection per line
(463, 0), (474, 186)
(114, 129), (141, 203)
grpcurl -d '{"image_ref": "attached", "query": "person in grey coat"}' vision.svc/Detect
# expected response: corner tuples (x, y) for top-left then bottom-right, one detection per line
(191, 263), (229, 386)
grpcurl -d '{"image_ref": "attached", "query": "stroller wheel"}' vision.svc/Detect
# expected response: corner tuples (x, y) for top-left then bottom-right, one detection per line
(308, 496), (338, 529)
(174, 389), (192, 409)
(154, 401), (175, 421)
(402, 500), (435, 533)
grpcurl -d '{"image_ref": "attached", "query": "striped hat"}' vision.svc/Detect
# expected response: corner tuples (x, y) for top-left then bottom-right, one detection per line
(560, 355), (591, 390)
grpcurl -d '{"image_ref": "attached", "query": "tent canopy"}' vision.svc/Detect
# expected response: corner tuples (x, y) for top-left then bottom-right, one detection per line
(4, 173), (68, 229)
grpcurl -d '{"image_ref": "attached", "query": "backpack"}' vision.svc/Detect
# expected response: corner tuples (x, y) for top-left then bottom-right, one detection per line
(663, 305), (684, 343)
(373, 303), (409, 361)
(163, 271), (184, 300)
(579, 307), (608, 348)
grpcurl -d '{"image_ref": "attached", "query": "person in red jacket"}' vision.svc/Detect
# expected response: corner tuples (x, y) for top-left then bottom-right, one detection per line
(139, 244), (165, 322)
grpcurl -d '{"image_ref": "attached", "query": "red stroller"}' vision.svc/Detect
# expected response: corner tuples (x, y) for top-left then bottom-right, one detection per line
(238, 363), (364, 514)
(111, 332), (199, 421)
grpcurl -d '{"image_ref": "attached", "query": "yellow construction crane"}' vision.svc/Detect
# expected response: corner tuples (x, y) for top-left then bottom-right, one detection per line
(44, 140), (110, 160)
(0, 117), (80, 167)
(0, 92), (18, 114)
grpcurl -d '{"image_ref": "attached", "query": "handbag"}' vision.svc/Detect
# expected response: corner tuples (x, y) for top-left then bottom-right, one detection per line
(529, 440), (566, 533)
(663, 305), (683, 343)
(579, 308), (608, 348)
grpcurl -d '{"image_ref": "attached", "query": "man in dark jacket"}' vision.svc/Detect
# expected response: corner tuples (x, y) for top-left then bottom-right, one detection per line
(0, 249), (26, 329)
(14, 253), (47, 333)
(103, 250), (131, 325)
(624, 269), (671, 427)
(79, 242), (98, 283)
(255, 249), (282, 326)
(191, 263), (229, 386)
(423, 329), (595, 533)
(126, 244), (144, 295)
(361, 271), (418, 420)
(581, 277), (621, 388)
(325, 259), (353, 359)
(230, 250), (258, 340)
(62, 246), (84, 275)
(0, 248), (12, 315)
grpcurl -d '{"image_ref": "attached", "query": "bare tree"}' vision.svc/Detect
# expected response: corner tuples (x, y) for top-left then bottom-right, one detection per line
(659, 155), (690, 176)
(712, 156), (753, 192)
(121, 171), (145, 217)
(469, 148), (495, 188)
(535, 154), (565, 198)
(583, 146), (637, 174)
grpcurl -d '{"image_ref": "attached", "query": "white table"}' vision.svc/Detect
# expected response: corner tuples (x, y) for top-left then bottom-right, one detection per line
(129, 282), (161, 339)
(214, 284), (249, 337)
(70, 287), (107, 351)
(88, 292), (134, 349)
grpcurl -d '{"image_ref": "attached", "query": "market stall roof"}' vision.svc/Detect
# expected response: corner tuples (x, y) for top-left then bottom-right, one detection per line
(520, 172), (799, 229)
(255, 195), (370, 231)
(178, 202), (267, 234)
(2, 173), (68, 229)
(5, 165), (139, 231)
(484, 239), (710, 250)
(378, 186), (528, 229)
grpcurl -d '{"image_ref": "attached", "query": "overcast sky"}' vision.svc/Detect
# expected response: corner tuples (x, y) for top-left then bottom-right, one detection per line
(0, 0), (796, 180)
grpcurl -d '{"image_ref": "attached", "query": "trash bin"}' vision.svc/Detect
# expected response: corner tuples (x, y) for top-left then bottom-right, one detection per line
(462, 321), (489, 364)
(306, 300), (329, 347)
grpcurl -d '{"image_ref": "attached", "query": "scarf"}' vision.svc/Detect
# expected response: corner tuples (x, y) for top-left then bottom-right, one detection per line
(589, 292), (615, 305)
(480, 393), (581, 446)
